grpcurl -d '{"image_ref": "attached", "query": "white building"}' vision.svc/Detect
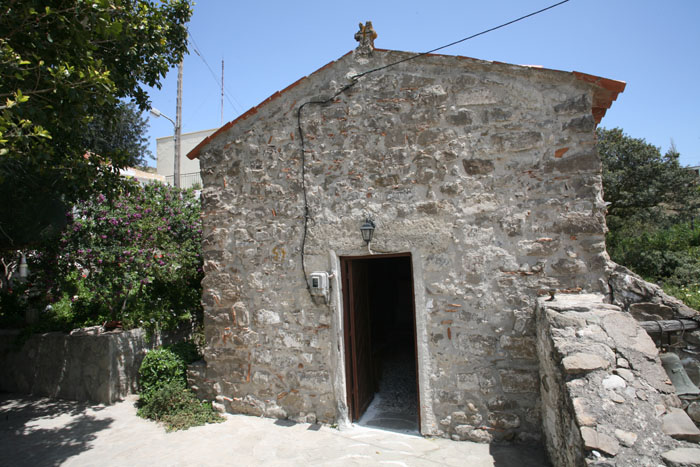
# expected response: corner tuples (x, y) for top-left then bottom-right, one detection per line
(156, 128), (216, 188)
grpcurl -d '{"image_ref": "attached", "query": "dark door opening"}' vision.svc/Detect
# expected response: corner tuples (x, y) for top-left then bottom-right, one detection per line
(341, 253), (420, 432)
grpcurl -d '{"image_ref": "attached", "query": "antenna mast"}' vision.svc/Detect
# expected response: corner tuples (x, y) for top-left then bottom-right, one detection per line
(221, 59), (224, 125)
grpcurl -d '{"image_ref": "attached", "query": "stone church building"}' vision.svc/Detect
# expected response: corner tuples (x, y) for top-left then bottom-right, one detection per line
(186, 23), (628, 443)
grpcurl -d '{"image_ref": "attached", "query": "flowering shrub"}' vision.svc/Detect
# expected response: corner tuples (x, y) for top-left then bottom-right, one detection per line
(55, 182), (203, 332)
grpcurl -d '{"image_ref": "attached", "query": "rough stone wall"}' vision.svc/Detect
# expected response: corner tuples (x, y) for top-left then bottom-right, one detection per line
(195, 49), (612, 437)
(0, 329), (153, 404)
(537, 293), (700, 466)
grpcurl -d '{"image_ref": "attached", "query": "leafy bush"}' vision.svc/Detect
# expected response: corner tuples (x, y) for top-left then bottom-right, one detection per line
(139, 347), (188, 402)
(138, 342), (202, 402)
(607, 221), (700, 288)
(137, 342), (220, 431)
(136, 380), (222, 432)
(55, 182), (203, 332)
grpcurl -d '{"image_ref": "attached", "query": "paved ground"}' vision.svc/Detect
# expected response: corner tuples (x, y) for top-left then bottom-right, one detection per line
(0, 393), (549, 466)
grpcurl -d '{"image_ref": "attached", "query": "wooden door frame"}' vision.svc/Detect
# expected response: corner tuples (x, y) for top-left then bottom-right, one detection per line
(339, 252), (421, 429)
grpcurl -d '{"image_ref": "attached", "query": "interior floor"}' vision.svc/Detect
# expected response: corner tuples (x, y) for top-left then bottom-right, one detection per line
(357, 343), (419, 433)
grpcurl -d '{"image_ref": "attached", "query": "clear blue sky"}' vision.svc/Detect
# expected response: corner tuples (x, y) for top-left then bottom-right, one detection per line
(144, 0), (700, 167)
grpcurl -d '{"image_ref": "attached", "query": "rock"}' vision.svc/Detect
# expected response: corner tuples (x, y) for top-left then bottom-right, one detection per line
(562, 353), (610, 374)
(454, 424), (493, 443)
(452, 410), (482, 426)
(687, 330), (700, 347)
(488, 412), (520, 430)
(580, 426), (620, 457)
(602, 375), (626, 390)
(613, 429), (637, 447)
(662, 408), (700, 442)
(629, 302), (675, 321)
(616, 357), (629, 368)
(614, 368), (634, 382)
(573, 397), (597, 426)
(610, 393), (625, 404)
(661, 448), (700, 467)
(688, 402), (700, 423)
(601, 313), (659, 359)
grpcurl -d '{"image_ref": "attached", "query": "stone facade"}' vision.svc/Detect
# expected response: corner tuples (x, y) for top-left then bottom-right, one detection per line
(188, 44), (626, 440)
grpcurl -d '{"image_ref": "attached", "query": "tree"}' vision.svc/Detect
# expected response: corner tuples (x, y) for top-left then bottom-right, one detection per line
(599, 127), (700, 297)
(0, 0), (192, 249)
(83, 101), (153, 168)
(598, 127), (700, 225)
(55, 182), (203, 331)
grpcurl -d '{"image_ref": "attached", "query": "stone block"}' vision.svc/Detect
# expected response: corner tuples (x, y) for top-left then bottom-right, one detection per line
(600, 313), (658, 359)
(488, 412), (520, 430)
(628, 302), (675, 321)
(662, 408), (700, 442)
(688, 402), (700, 423)
(572, 397), (597, 426)
(563, 115), (595, 133)
(462, 159), (494, 175)
(661, 448), (700, 467)
(452, 410), (482, 426)
(580, 426), (620, 457)
(499, 369), (538, 393)
(562, 353), (610, 374)
(454, 425), (493, 443)
(500, 336), (537, 360)
(614, 429), (637, 447)
(602, 374), (626, 390)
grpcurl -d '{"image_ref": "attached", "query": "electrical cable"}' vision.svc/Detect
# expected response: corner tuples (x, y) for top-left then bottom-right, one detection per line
(350, 0), (570, 81)
(296, 0), (571, 296)
(187, 31), (244, 115)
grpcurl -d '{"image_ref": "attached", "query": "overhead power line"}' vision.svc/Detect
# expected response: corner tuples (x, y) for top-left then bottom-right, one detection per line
(187, 31), (244, 115)
(353, 0), (571, 80)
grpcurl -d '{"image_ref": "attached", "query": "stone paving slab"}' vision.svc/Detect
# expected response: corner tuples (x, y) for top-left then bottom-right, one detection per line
(0, 394), (548, 466)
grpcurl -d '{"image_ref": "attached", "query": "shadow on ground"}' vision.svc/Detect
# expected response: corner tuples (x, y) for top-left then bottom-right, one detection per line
(0, 393), (113, 467)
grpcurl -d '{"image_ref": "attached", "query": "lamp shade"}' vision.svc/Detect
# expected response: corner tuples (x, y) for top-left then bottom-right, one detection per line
(360, 218), (375, 244)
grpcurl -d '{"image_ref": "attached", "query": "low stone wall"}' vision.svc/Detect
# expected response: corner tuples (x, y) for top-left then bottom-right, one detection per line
(537, 293), (700, 466)
(0, 328), (155, 404)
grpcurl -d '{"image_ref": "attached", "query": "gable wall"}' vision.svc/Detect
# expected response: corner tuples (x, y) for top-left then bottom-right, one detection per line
(196, 50), (610, 440)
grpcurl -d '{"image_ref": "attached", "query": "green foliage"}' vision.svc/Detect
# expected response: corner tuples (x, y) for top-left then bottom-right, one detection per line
(138, 342), (201, 402)
(56, 182), (203, 332)
(0, 0), (193, 249)
(600, 127), (700, 309)
(167, 340), (202, 366)
(138, 347), (188, 402)
(137, 343), (219, 432)
(663, 284), (700, 311)
(598, 127), (700, 224)
(0, 280), (31, 328)
(606, 220), (700, 287)
(136, 380), (223, 432)
(83, 101), (153, 168)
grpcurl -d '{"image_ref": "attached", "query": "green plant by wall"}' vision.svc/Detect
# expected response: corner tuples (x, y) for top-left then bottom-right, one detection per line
(136, 380), (222, 432)
(137, 342), (221, 431)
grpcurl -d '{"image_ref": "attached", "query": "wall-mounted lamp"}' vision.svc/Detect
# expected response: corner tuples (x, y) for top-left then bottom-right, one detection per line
(360, 218), (376, 244)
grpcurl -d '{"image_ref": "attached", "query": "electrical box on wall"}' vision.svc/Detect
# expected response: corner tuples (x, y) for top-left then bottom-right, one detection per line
(310, 271), (330, 303)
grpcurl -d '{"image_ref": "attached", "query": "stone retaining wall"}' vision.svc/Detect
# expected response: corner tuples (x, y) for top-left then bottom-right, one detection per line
(537, 293), (700, 466)
(0, 329), (155, 404)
